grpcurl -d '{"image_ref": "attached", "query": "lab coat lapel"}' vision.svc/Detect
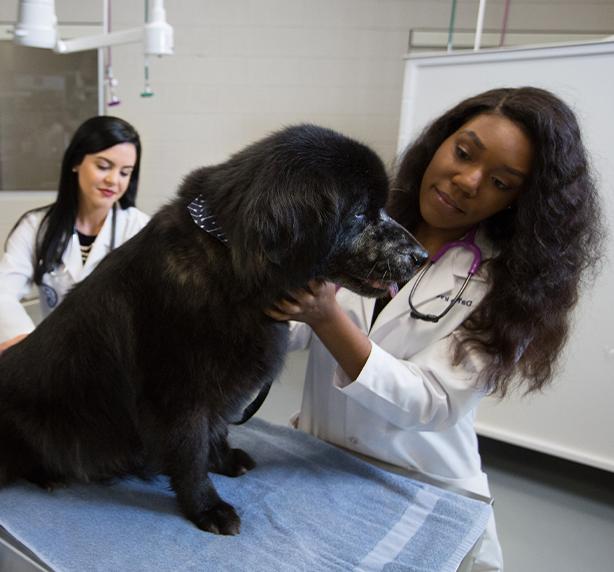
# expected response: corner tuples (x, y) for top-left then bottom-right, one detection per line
(388, 226), (493, 321)
(368, 259), (456, 335)
(351, 227), (493, 332)
(362, 231), (494, 355)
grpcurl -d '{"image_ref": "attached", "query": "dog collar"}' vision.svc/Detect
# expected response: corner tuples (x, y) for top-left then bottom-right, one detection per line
(187, 194), (229, 247)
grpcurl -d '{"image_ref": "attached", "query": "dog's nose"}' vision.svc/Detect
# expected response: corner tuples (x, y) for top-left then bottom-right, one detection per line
(411, 247), (429, 268)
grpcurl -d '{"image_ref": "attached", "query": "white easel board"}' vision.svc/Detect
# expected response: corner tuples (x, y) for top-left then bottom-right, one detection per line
(398, 41), (614, 472)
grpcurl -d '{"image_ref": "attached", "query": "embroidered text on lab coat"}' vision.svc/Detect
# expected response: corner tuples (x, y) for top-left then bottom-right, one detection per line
(437, 294), (473, 307)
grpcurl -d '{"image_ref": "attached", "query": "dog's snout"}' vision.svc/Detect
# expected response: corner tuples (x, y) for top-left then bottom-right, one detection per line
(399, 228), (428, 269)
(411, 247), (429, 268)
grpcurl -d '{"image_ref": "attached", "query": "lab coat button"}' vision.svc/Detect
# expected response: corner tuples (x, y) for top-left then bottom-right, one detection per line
(348, 436), (358, 445)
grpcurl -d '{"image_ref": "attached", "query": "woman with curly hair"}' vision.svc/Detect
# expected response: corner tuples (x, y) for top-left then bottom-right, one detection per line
(267, 87), (603, 570)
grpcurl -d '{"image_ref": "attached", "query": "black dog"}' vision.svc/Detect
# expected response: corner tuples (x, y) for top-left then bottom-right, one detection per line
(0, 124), (427, 535)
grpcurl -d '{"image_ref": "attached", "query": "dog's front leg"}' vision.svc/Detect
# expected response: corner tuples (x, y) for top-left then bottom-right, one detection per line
(166, 412), (241, 535)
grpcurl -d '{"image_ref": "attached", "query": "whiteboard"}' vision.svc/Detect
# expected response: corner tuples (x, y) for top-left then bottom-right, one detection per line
(398, 41), (614, 472)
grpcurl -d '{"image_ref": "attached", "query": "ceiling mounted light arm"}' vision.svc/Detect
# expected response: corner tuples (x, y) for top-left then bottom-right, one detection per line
(13, 0), (173, 56)
(55, 27), (144, 54)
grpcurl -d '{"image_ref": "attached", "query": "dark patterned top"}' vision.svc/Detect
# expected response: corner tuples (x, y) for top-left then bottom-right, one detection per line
(77, 231), (96, 265)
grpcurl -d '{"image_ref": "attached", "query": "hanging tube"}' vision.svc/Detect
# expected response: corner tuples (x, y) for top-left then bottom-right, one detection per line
(473, 0), (487, 51)
(499, 0), (511, 47)
(447, 0), (458, 52)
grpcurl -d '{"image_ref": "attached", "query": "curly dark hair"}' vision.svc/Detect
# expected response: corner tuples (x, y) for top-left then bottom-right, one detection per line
(388, 87), (604, 396)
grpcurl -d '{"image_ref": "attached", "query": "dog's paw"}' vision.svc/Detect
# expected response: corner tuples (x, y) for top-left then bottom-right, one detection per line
(28, 471), (68, 492)
(216, 448), (256, 477)
(193, 501), (241, 535)
(38, 480), (68, 492)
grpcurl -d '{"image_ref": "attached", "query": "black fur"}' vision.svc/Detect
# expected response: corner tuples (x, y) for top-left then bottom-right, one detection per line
(0, 124), (427, 534)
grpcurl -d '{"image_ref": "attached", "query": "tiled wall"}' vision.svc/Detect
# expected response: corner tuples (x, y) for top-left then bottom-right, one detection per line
(1, 0), (613, 240)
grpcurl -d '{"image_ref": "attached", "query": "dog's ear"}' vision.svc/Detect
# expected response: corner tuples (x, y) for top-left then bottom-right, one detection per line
(263, 186), (341, 266)
(231, 180), (342, 286)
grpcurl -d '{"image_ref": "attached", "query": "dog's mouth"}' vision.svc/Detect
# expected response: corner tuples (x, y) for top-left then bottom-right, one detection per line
(339, 274), (400, 298)
(366, 278), (399, 296)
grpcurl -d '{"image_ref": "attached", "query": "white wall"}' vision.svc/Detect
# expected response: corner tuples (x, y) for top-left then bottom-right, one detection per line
(1, 0), (613, 237)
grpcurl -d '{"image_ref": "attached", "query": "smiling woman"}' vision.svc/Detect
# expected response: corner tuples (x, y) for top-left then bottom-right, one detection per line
(0, 116), (150, 352)
(267, 86), (603, 572)
(416, 113), (532, 253)
(73, 142), (138, 235)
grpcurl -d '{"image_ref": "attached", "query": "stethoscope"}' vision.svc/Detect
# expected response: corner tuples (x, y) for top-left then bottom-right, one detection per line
(44, 205), (118, 309)
(109, 202), (118, 250)
(408, 226), (482, 323)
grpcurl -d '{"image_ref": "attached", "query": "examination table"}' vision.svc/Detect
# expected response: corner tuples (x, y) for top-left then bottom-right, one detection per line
(0, 418), (491, 571)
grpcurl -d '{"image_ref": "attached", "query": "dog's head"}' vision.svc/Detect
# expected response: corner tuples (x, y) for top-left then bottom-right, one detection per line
(181, 124), (427, 300)
(322, 203), (427, 298)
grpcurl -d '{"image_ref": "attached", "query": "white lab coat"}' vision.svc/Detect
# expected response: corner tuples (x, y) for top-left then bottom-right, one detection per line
(0, 206), (150, 343)
(288, 228), (503, 570)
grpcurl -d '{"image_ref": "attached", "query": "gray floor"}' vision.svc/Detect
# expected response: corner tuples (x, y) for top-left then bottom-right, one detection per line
(483, 446), (614, 572)
(258, 351), (614, 572)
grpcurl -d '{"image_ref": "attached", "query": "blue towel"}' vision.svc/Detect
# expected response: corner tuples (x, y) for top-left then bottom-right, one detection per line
(0, 418), (491, 572)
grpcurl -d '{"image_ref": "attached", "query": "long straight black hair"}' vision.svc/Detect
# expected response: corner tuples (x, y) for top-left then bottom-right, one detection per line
(8, 116), (142, 285)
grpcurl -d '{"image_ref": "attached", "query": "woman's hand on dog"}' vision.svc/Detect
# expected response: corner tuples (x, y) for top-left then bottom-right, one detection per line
(265, 279), (338, 327)
(266, 280), (372, 383)
(0, 333), (28, 356)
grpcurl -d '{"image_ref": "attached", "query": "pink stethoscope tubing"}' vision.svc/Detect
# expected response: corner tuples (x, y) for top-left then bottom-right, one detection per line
(408, 226), (482, 323)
